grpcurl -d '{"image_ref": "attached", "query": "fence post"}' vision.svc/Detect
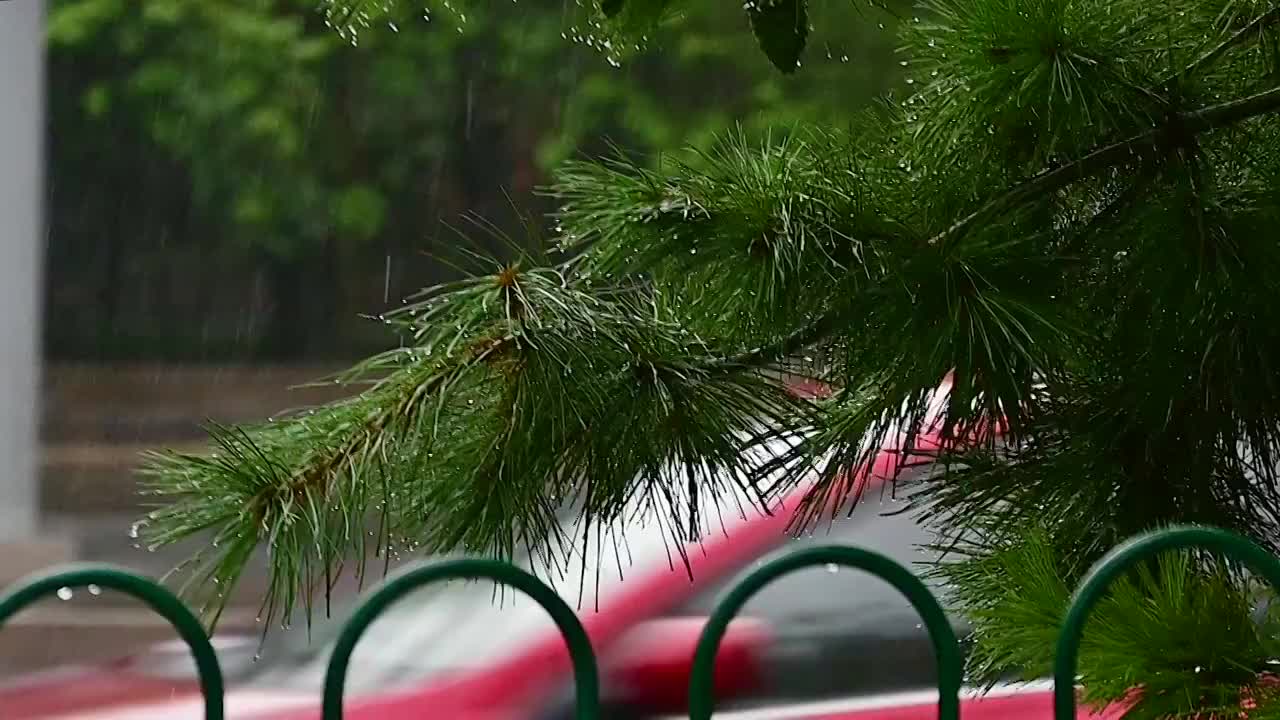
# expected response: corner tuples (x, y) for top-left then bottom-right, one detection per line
(688, 545), (963, 720)
(1053, 525), (1280, 719)
(0, 0), (44, 541)
(0, 563), (224, 719)
(321, 557), (599, 720)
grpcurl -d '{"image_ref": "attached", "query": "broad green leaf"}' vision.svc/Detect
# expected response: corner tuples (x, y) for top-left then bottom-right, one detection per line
(748, 0), (808, 74)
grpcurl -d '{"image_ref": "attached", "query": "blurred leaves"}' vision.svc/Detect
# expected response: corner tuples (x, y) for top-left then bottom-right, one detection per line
(47, 0), (899, 359)
(51, 0), (901, 230)
(332, 185), (388, 240)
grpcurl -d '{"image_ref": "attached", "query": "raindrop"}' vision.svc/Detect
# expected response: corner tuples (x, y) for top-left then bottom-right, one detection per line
(88, 584), (102, 596)
(824, 563), (839, 574)
(56, 587), (74, 601)
(383, 255), (392, 303)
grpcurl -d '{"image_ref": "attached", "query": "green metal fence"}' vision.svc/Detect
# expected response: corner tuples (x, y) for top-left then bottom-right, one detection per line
(1, 525), (1277, 719)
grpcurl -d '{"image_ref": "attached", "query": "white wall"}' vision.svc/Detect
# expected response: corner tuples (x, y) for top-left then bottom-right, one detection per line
(0, 0), (45, 539)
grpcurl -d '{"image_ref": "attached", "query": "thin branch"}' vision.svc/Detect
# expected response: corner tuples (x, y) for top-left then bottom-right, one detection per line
(927, 84), (1280, 246)
(273, 337), (513, 506)
(717, 310), (846, 369)
(1183, 82), (1280, 128)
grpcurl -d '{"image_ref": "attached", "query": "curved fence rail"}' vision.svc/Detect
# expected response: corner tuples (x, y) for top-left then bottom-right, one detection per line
(688, 544), (962, 720)
(0, 564), (225, 720)
(1052, 525), (1280, 720)
(0, 525), (1274, 719)
(321, 557), (599, 720)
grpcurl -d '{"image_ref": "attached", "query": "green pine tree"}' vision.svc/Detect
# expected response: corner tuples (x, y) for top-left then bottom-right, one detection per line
(141, 0), (1280, 716)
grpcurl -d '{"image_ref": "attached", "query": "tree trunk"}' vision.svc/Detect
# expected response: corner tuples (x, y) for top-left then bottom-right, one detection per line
(261, 253), (307, 360)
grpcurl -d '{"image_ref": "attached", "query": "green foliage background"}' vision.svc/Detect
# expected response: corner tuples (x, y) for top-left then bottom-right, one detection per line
(45, 0), (900, 360)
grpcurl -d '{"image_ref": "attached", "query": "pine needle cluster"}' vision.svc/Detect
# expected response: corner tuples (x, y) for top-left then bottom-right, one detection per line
(144, 0), (1280, 715)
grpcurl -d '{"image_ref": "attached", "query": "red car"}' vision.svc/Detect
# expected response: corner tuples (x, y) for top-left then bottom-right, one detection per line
(0, 384), (1122, 720)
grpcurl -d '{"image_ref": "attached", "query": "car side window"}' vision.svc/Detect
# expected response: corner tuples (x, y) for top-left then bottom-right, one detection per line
(662, 501), (957, 711)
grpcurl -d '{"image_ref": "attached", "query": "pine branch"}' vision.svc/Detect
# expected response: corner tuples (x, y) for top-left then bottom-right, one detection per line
(1187, 82), (1280, 126)
(932, 528), (1280, 719)
(141, 261), (816, 628)
(929, 83), (1280, 246)
(730, 82), (1280, 378)
(282, 341), (511, 510)
(1167, 6), (1280, 84)
(551, 128), (905, 352)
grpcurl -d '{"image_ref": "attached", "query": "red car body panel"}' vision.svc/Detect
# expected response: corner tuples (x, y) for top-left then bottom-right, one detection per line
(0, 669), (198, 719)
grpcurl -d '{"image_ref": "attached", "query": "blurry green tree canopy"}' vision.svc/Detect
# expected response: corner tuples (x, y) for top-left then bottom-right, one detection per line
(46, 0), (899, 360)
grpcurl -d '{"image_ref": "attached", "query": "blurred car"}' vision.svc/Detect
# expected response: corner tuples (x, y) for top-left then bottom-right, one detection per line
(0, 380), (1119, 720)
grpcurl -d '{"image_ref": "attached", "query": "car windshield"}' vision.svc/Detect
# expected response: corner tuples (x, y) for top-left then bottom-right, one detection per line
(243, 438), (792, 695)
